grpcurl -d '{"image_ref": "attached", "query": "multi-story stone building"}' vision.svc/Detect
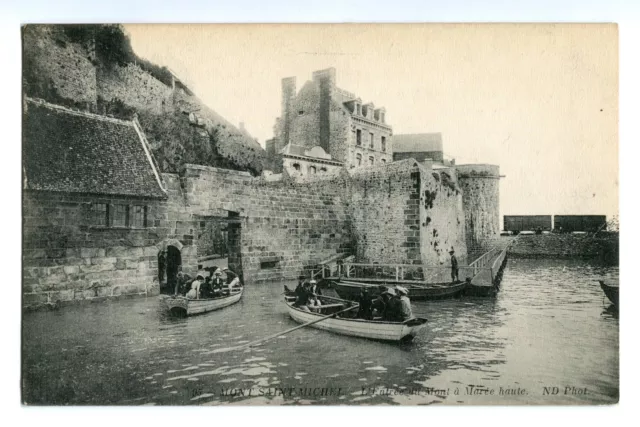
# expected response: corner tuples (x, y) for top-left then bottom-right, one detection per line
(268, 67), (393, 177)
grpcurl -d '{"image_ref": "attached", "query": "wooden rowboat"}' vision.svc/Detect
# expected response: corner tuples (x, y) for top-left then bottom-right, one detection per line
(159, 287), (243, 316)
(329, 278), (467, 301)
(284, 295), (427, 343)
(599, 280), (619, 307)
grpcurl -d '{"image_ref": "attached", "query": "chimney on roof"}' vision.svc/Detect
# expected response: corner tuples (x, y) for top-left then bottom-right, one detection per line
(313, 68), (336, 154)
(281, 76), (296, 148)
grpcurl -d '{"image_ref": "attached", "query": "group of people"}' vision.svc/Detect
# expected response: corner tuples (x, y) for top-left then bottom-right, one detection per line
(293, 276), (323, 312)
(175, 267), (241, 300)
(356, 285), (413, 322)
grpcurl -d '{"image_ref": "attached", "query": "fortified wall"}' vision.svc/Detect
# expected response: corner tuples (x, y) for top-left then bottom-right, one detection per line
(23, 160), (479, 309)
(456, 164), (501, 259)
(348, 160), (467, 267)
(169, 165), (353, 283)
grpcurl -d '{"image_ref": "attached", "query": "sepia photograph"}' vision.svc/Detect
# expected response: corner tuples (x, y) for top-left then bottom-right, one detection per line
(20, 22), (619, 406)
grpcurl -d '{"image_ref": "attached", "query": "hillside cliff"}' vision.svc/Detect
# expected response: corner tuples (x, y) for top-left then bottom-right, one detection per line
(22, 24), (267, 176)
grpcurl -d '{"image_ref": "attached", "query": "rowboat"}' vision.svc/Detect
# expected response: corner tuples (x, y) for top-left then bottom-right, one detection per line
(329, 278), (467, 301)
(598, 280), (619, 307)
(284, 294), (427, 343)
(159, 287), (243, 316)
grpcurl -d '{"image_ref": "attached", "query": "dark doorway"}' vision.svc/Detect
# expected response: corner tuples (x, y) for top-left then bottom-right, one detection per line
(166, 246), (182, 294)
(227, 212), (243, 282)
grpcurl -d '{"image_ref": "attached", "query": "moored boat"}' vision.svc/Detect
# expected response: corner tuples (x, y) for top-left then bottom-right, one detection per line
(598, 280), (619, 307)
(159, 287), (243, 316)
(329, 278), (467, 301)
(284, 295), (427, 343)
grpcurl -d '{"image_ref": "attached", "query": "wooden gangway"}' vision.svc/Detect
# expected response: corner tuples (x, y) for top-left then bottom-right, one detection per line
(310, 245), (510, 293)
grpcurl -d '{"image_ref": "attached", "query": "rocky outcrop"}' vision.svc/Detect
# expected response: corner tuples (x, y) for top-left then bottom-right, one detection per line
(22, 24), (267, 175)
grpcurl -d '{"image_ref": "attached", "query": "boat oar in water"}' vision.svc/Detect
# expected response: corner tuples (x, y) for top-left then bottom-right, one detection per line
(211, 303), (359, 354)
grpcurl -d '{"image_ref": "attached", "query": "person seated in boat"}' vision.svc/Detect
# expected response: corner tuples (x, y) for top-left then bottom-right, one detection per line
(295, 282), (315, 311)
(380, 288), (404, 321)
(307, 295), (323, 313)
(294, 275), (307, 295)
(186, 275), (204, 299)
(200, 275), (214, 299)
(395, 286), (413, 321)
(211, 270), (225, 296)
(223, 267), (241, 294)
(371, 286), (389, 318)
(176, 271), (193, 295)
(356, 287), (373, 320)
(309, 279), (322, 297)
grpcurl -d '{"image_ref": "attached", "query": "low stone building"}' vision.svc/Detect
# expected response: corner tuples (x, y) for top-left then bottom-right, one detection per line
(22, 98), (197, 308)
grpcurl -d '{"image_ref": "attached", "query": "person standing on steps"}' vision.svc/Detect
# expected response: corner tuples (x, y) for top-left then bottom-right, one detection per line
(450, 249), (459, 283)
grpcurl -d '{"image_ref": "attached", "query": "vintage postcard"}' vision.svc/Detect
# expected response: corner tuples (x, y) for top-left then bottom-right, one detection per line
(21, 23), (618, 406)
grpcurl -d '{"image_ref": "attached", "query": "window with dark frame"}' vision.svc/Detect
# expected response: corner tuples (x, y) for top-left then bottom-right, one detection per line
(369, 132), (374, 148)
(369, 156), (374, 166)
(112, 204), (128, 228)
(381, 136), (386, 152)
(356, 153), (362, 166)
(89, 203), (108, 227)
(131, 205), (147, 228)
(356, 129), (361, 146)
(309, 165), (316, 174)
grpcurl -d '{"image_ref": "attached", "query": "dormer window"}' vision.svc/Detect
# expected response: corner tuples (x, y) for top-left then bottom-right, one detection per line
(381, 112), (385, 123)
(356, 104), (361, 116)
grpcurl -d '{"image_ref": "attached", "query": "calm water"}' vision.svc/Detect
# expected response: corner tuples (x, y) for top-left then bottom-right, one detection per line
(22, 258), (619, 405)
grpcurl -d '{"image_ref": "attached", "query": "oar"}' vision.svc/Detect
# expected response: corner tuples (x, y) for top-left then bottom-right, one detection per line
(210, 303), (360, 354)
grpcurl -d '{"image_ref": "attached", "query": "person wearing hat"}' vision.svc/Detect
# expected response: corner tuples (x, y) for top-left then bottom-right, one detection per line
(395, 286), (413, 320)
(211, 269), (225, 296)
(309, 279), (322, 297)
(380, 287), (399, 321)
(449, 249), (459, 283)
(371, 285), (389, 318)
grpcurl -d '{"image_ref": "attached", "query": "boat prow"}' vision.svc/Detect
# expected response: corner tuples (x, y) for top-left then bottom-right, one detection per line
(159, 287), (244, 316)
(598, 280), (619, 308)
(284, 295), (427, 343)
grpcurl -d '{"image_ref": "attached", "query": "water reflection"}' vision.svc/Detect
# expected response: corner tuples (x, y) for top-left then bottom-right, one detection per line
(22, 258), (618, 405)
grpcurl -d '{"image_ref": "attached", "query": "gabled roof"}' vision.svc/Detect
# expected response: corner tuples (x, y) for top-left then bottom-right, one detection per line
(23, 98), (167, 198)
(393, 133), (443, 153)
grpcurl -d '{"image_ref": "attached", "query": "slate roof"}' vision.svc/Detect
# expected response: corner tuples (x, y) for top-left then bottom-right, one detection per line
(23, 99), (167, 198)
(392, 133), (443, 153)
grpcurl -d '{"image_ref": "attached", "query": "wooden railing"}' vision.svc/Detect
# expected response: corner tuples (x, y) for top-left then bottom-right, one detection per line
(307, 246), (510, 285)
(468, 247), (500, 277)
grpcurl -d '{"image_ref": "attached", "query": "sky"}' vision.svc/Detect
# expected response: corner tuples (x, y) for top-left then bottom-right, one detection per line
(124, 24), (618, 222)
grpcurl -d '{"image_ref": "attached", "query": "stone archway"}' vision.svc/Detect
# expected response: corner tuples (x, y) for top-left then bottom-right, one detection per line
(158, 239), (184, 294)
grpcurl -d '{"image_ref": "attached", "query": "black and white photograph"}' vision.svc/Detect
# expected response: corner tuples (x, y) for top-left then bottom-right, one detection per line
(20, 22), (619, 406)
